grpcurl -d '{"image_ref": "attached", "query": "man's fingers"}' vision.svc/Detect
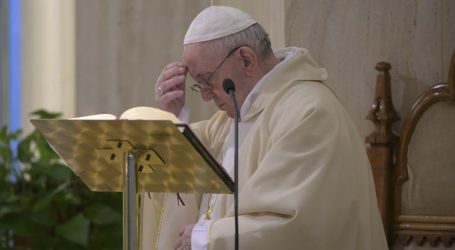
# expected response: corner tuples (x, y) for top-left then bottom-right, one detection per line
(160, 75), (186, 93)
(155, 89), (184, 114)
(160, 90), (184, 103)
(161, 64), (187, 82)
(156, 62), (186, 90)
(164, 61), (185, 71)
(154, 62), (187, 115)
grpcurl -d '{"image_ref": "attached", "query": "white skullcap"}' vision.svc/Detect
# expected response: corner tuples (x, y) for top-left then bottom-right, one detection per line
(183, 6), (257, 45)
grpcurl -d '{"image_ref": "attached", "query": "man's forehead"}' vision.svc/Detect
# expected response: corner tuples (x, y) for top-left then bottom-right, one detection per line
(183, 44), (220, 76)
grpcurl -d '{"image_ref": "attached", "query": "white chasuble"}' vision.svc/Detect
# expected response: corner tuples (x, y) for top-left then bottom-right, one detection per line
(140, 47), (388, 250)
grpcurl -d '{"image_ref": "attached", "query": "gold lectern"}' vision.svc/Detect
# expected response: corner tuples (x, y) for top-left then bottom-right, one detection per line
(31, 119), (234, 250)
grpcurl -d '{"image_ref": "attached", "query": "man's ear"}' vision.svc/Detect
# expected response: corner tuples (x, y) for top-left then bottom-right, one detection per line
(238, 47), (257, 76)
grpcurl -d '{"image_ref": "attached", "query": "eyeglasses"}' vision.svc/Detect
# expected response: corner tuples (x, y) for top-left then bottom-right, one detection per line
(190, 46), (242, 92)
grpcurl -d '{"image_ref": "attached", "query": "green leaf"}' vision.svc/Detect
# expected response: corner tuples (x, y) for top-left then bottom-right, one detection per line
(88, 223), (123, 250)
(0, 127), (22, 142)
(85, 204), (121, 225)
(1, 110), (123, 249)
(0, 147), (12, 163)
(32, 181), (71, 211)
(0, 206), (14, 217)
(0, 215), (41, 237)
(56, 213), (90, 246)
(30, 209), (58, 227)
(35, 134), (59, 161)
(30, 109), (62, 119)
(0, 126), (8, 142)
(41, 163), (72, 182)
(17, 134), (34, 162)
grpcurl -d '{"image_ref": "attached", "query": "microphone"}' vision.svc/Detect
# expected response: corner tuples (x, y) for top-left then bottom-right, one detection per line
(223, 78), (239, 250)
(223, 78), (236, 94)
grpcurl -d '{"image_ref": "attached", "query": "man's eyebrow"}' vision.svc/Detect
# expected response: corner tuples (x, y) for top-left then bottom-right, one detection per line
(193, 72), (211, 82)
(186, 63), (211, 81)
(185, 67), (200, 80)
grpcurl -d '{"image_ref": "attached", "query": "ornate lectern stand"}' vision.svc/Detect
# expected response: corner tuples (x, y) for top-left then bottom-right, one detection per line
(31, 119), (234, 250)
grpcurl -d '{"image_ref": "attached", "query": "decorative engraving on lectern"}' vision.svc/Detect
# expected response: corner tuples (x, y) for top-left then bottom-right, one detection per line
(97, 139), (165, 174)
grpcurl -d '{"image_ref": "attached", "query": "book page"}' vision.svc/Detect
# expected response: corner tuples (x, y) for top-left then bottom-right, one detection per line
(119, 106), (181, 123)
(70, 113), (117, 120)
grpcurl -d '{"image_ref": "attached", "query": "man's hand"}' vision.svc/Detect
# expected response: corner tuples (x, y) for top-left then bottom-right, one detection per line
(174, 223), (195, 250)
(155, 62), (187, 116)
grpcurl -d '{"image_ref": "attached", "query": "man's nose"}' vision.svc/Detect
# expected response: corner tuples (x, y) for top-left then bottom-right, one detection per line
(200, 88), (214, 102)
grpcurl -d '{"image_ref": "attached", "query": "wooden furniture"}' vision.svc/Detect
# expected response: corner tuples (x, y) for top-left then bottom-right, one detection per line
(366, 51), (455, 248)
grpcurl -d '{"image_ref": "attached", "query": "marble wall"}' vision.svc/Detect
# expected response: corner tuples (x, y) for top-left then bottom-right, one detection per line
(285, 0), (455, 137)
(75, 0), (284, 122)
(76, 0), (206, 121)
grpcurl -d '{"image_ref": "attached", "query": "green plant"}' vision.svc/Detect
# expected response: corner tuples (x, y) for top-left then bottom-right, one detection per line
(0, 110), (122, 250)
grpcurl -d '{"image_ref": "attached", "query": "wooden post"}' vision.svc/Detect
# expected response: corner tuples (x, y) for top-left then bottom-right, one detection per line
(365, 62), (399, 242)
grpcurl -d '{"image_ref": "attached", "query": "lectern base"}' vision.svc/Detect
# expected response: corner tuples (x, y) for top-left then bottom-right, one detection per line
(123, 152), (139, 250)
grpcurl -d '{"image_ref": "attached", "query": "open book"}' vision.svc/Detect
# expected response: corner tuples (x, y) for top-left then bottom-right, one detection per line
(31, 106), (234, 194)
(71, 106), (181, 123)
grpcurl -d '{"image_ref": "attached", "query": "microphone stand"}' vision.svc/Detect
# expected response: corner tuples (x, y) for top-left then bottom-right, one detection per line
(232, 91), (239, 250)
(223, 79), (239, 250)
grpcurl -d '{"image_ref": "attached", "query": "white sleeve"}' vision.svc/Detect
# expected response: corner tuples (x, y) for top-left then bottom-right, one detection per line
(191, 219), (213, 250)
(178, 105), (190, 123)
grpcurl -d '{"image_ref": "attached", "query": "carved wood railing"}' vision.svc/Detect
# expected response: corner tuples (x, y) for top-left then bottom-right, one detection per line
(367, 51), (455, 248)
(392, 51), (455, 247)
(366, 62), (399, 241)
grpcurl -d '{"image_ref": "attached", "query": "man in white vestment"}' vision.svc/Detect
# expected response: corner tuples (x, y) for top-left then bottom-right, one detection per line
(140, 6), (388, 250)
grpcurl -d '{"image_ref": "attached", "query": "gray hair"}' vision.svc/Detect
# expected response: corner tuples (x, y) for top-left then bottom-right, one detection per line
(201, 23), (273, 59)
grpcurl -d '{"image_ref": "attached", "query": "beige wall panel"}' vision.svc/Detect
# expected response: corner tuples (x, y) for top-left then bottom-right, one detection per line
(284, 0), (453, 137)
(213, 0), (285, 49)
(76, 0), (216, 122)
(76, 1), (284, 122)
